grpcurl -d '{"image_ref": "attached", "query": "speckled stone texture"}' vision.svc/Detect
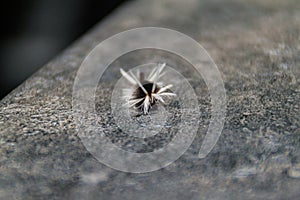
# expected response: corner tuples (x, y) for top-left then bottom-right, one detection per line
(0, 0), (300, 199)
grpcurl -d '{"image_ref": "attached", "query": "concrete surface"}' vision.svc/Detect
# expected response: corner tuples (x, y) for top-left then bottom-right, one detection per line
(0, 0), (299, 199)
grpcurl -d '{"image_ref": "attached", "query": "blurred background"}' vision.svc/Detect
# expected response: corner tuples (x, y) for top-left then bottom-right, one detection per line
(0, 0), (129, 99)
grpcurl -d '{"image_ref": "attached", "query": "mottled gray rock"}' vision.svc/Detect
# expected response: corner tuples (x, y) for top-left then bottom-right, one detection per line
(0, 0), (300, 199)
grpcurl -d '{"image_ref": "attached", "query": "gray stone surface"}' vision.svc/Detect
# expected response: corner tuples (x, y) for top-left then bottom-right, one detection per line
(0, 0), (300, 199)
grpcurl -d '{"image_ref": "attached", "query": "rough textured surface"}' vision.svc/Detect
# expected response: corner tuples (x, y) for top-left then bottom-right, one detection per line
(0, 0), (300, 199)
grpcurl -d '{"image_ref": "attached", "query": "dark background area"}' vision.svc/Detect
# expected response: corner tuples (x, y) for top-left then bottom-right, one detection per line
(0, 0), (129, 99)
